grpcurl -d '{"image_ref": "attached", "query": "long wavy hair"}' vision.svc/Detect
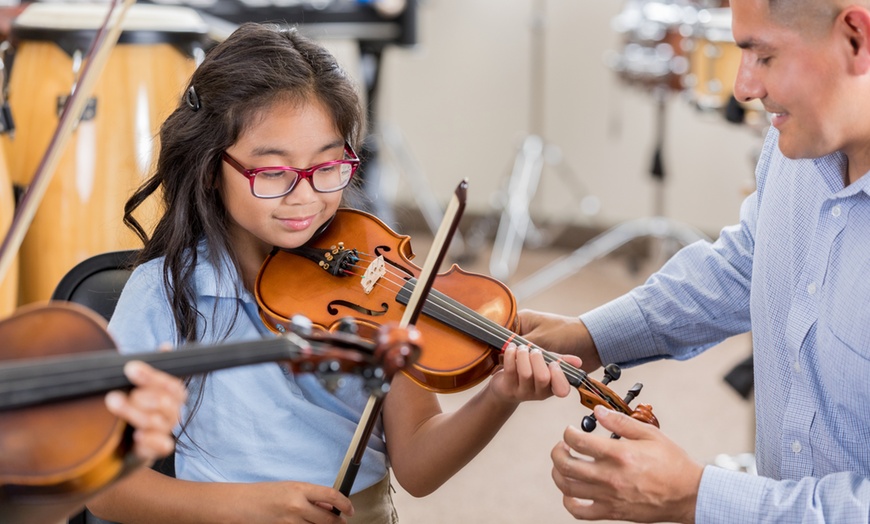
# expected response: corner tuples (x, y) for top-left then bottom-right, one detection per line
(124, 23), (365, 344)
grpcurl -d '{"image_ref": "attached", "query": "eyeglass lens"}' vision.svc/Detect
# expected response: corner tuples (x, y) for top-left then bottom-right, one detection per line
(253, 163), (354, 197)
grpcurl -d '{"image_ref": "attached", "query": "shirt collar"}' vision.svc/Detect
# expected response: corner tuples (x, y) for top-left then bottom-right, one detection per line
(192, 240), (254, 302)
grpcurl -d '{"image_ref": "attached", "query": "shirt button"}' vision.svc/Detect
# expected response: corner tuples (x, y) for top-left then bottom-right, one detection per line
(793, 361), (801, 373)
(807, 283), (817, 295)
(831, 205), (842, 217)
(792, 440), (802, 453)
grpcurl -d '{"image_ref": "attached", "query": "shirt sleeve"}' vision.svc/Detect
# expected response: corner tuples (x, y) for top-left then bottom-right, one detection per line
(580, 188), (758, 367)
(697, 465), (870, 523)
(108, 260), (178, 354)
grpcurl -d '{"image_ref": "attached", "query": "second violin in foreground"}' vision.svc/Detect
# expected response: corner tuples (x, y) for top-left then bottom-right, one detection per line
(255, 208), (659, 432)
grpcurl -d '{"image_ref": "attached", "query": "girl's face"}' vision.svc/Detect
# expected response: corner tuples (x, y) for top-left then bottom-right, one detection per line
(220, 97), (347, 260)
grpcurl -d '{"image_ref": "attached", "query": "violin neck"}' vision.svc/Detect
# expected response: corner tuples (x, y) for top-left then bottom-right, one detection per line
(0, 338), (297, 411)
(397, 280), (587, 386)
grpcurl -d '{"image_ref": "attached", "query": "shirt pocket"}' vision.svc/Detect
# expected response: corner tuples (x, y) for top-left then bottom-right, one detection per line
(818, 264), (870, 466)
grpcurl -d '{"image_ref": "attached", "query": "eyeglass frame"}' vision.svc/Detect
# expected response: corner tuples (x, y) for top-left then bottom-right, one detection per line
(221, 142), (360, 199)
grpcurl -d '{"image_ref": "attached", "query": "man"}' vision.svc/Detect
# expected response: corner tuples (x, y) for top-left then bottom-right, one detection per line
(520, 0), (870, 522)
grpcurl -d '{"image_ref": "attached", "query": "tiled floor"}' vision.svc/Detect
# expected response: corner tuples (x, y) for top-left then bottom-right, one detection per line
(388, 229), (755, 523)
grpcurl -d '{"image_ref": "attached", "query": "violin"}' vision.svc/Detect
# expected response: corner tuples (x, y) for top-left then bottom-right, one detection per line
(255, 208), (659, 431)
(0, 302), (420, 524)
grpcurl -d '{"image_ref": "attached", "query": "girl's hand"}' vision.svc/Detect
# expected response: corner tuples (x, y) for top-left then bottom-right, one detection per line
(104, 360), (187, 463)
(230, 481), (353, 523)
(488, 343), (582, 403)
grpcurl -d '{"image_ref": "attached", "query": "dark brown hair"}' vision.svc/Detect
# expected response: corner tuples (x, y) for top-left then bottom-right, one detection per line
(124, 23), (365, 344)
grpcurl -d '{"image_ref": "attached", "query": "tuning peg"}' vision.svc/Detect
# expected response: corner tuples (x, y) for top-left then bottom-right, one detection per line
(581, 414), (597, 433)
(602, 363), (621, 385)
(623, 383), (643, 404)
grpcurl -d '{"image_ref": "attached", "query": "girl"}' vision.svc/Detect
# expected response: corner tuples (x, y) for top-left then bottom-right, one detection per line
(88, 23), (578, 523)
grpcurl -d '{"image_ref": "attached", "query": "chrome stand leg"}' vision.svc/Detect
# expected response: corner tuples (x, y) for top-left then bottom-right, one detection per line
(512, 215), (709, 301)
(489, 135), (545, 281)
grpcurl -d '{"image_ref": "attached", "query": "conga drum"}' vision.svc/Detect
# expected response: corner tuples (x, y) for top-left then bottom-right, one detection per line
(5, 3), (209, 305)
(0, 137), (15, 317)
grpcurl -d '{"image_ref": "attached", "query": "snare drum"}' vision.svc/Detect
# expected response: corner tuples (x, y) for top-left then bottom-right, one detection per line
(5, 3), (208, 305)
(608, 0), (697, 92)
(684, 8), (766, 124)
(684, 8), (739, 109)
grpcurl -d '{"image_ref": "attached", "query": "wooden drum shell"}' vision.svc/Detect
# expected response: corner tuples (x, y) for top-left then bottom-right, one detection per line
(4, 3), (208, 304)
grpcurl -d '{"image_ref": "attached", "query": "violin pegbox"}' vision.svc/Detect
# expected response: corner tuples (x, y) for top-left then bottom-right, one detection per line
(283, 243), (360, 277)
(577, 363), (658, 438)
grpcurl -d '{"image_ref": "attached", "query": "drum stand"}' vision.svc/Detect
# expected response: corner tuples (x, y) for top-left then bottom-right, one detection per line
(512, 88), (710, 302)
(463, 0), (595, 279)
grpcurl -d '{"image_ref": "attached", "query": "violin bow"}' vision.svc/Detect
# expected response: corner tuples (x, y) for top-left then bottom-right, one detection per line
(331, 179), (468, 507)
(0, 0), (135, 284)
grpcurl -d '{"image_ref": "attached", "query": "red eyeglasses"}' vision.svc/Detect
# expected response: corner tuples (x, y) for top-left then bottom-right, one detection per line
(222, 142), (360, 198)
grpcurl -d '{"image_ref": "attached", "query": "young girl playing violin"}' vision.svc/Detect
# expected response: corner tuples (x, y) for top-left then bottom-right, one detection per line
(87, 23), (578, 523)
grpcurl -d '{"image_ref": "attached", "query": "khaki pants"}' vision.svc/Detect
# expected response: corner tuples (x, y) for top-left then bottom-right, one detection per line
(347, 472), (398, 524)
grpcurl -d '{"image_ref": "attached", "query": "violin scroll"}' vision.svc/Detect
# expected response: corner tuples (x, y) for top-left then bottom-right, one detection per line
(574, 363), (659, 437)
(267, 315), (421, 397)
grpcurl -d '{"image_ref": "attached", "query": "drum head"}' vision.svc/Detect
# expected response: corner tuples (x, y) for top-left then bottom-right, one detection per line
(11, 3), (209, 54)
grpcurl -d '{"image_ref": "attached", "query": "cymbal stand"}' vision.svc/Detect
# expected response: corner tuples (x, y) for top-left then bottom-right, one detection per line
(464, 0), (595, 280)
(512, 88), (710, 302)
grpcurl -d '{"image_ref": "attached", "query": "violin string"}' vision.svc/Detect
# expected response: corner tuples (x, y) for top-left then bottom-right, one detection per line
(342, 251), (620, 410)
(346, 252), (592, 383)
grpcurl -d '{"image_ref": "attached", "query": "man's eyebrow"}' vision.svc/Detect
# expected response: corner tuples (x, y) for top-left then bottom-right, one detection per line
(736, 37), (767, 51)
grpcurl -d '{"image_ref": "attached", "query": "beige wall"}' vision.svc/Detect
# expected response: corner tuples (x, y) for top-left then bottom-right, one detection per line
(365, 0), (763, 237)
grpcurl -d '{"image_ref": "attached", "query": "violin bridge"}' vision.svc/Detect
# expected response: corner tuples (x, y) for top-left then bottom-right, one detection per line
(360, 255), (386, 294)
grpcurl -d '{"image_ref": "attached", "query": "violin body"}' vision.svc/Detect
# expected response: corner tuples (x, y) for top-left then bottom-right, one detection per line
(0, 304), (132, 524)
(257, 208), (518, 392)
(0, 301), (420, 523)
(255, 208), (659, 430)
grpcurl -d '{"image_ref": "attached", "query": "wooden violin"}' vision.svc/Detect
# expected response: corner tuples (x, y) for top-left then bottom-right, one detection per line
(255, 208), (659, 432)
(0, 302), (420, 524)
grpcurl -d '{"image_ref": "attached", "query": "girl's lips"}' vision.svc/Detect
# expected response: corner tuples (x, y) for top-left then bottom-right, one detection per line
(278, 215), (315, 231)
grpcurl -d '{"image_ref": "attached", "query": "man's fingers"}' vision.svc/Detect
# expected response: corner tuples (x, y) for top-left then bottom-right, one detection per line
(593, 405), (656, 441)
(561, 424), (612, 461)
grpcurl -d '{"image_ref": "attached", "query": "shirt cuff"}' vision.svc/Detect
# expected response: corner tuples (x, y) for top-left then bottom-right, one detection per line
(696, 465), (770, 524)
(579, 294), (661, 366)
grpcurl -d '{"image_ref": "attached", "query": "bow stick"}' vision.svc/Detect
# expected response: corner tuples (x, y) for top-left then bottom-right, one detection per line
(331, 179), (468, 509)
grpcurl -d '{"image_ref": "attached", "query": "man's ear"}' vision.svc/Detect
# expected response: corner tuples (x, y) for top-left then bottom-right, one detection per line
(839, 6), (870, 74)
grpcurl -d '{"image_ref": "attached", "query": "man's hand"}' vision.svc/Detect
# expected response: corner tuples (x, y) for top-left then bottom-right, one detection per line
(518, 309), (602, 371)
(551, 405), (703, 523)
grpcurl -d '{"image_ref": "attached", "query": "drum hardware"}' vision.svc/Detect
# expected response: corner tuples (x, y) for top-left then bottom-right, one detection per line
(461, 0), (598, 281)
(513, 88), (709, 302)
(56, 50), (97, 121)
(0, 42), (13, 138)
(56, 97), (97, 121)
(607, 0), (700, 94)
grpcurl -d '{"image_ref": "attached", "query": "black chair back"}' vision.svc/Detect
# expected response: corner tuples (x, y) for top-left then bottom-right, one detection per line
(52, 250), (176, 524)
